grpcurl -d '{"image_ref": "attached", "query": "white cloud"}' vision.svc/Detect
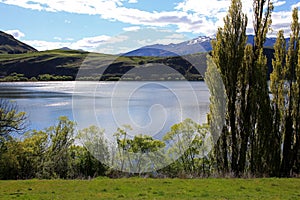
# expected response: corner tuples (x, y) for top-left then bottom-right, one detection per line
(94, 28), (189, 54)
(71, 35), (111, 50)
(0, 0), (208, 34)
(175, 0), (292, 37)
(54, 36), (62, 41)
(270, 10), (293, 37)
(24, 35), (111, 51)
(23, 40), (69, 51)
(22, 28), (188, 54)
(175, 0), (230, 16)
(123, 26), (141, 32)
(273, 1), (286, 7)
(128, 0), (138, 3)
(0, 0), (294, 37)
(4, 29), (25, 39)
(292, 2), (300, 9)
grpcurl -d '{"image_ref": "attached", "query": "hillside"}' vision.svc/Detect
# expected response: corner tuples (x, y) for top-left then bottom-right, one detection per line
(0, 31), (37, 54)
(0, 31), (276, 81)
(0, 48), (274, 81)
(0, 49), (207, 81)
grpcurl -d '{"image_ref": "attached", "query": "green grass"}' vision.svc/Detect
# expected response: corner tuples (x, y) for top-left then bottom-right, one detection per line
(0, 178), (299, 199)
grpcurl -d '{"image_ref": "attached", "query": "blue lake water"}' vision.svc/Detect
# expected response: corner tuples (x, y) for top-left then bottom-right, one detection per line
(0, 81), (210, 139)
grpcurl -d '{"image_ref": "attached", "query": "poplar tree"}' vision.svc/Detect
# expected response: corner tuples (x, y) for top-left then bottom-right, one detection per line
(205, 55), (227, 173)
(270, 30), (286, 176)
(247, 0), (273, 175)
(281, 8), (300, 176)
(291, 8), (300, 176)
(237, 44), (253, 174)
(294, 44), (300, 174)
(211, 0), (247, 175)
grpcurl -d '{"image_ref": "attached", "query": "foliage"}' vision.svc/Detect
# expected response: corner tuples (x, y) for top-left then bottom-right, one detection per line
(0, 99), (27, 139)
(42, 116), (76, 179)
(0, 73), (73, 82)
(271, 8), (300, 176)
(112, 125), (166, 174)
(162, 119), (211, 176)
(205, 55), (227, 174)
(77, 126), (109, 177)
(210, 0), (248, 175)
(37, 74), (73, 81)
(207, 0), (300, 177)
(0, 117), (109, 179)
(270, 30), (286, 176)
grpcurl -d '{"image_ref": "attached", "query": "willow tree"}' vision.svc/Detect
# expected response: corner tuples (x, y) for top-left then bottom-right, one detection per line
(211, 0), (247, 175)
(0, 99), (27, 140)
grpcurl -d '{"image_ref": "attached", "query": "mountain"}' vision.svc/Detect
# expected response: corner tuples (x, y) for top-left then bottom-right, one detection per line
(123, 35), (283, 57)
(59, 47), (73, 51)
(0, 31), (37, 54)
(246, 35), (290, 47)
(58, 47), (86, 52)
(123, 36), (212, 57)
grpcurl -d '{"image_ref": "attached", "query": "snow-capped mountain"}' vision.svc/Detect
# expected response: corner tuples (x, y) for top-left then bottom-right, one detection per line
(122, 35), (284, 57)
(123, 36), (213, 57)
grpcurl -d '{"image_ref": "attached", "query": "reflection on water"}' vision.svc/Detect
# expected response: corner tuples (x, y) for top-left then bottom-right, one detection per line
(0, 81), (210, 137)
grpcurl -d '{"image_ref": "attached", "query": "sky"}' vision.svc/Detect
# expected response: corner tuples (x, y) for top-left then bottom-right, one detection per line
(1, 0), (299, 54)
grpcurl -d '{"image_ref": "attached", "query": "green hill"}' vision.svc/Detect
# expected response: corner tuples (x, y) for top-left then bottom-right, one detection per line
(0, 31), (37, 54)
(0, 49), (206, 81)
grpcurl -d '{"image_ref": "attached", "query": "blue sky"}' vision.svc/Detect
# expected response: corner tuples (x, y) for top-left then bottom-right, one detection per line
(1, 0), (299, 53)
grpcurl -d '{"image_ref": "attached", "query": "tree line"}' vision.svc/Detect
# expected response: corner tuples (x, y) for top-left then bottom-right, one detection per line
(0, 100), (212, 179)
(207, 0), (300, 177)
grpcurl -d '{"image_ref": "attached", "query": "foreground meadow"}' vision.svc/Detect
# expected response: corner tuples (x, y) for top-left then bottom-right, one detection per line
(0, 178), (299, 199)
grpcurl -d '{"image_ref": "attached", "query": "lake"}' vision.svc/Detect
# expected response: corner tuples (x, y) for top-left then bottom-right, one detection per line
(0, 81), (210, 139)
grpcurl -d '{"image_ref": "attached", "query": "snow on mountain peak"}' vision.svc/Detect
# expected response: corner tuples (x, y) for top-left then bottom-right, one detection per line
(187, 36), (212, 45)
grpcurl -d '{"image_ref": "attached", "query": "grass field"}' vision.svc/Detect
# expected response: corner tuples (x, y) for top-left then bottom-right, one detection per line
(0, 178), (299, 199)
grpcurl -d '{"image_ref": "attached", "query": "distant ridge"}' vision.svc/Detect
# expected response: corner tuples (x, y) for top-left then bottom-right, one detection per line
(123, 35), (288, 57)
(59, 47), (73, 51)
(122, 36), (212, 57)
(0, 31), (37, 54)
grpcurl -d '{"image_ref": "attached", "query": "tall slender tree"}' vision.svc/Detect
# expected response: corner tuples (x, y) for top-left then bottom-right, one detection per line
(246, 0), (273, 175)
(211, 0), (247, 175)
(281, 8), (300, 176)
(270, 30), (286, 176)
(294, 42), (300, 174)
(205, 55), (227, 174)
(291, 8), (300, 176)
(237, 44), (253, 174)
